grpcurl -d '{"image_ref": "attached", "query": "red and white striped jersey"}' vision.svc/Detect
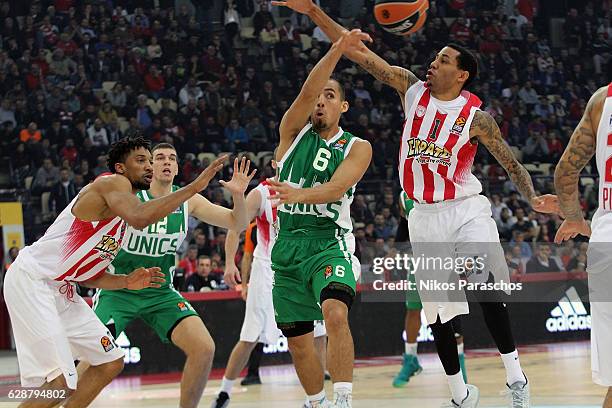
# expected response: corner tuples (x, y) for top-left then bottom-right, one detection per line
(595, 83), (612, 214)
(15, 194), (126, 282)
(253, 181), (277, 262)
(399, 81), (483, 203)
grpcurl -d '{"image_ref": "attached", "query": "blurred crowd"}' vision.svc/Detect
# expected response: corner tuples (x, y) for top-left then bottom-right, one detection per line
(1, 0), (610, 285)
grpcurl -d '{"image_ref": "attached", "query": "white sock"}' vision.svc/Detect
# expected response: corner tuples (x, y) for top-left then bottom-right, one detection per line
(333, 382), (352, 395)
(501, 350), (526, 385)
(220, 376), (235, 395)
(457, 343), (464, 355)
(448, 372), (468, 403)
(405, 342), (418, 356)
(308, 389), (326, 405)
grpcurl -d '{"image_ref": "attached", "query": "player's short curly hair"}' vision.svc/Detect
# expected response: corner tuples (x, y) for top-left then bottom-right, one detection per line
(107, 137), (151, 173)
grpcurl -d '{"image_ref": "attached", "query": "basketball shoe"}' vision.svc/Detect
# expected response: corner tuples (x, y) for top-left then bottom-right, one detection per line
(441, 384), (480, 408)
(333, 391), (352, 408)
(392, 353), (423, 387)
(211, 391), (230, 408)
(504, 377), (530, 408)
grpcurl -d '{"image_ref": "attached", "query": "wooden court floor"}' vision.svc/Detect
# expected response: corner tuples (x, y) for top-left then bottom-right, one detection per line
(0, 341), (607, 407)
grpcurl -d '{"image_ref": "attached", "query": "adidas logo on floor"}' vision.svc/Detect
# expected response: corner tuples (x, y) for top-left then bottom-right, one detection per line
(545, 287), (591, 333)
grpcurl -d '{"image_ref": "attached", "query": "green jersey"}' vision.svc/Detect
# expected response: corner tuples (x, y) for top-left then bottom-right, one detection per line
(399, 191), (414, 219)
(106, 186), (188, 295)
(276, 124), (362, 234)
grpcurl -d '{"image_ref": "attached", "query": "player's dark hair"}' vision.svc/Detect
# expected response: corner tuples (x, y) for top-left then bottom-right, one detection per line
(198, 255), (211, 262)
(107, 137), (151, 173)
(446, 43), (479, 89)
(152, 142), (176, 153)
(329, 77), (346, 101)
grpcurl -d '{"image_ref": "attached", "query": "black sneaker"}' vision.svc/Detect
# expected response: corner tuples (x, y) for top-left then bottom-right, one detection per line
(324, 372), (331, 381)
(240, 374), (262, 386)
(211, 391), (230, 408)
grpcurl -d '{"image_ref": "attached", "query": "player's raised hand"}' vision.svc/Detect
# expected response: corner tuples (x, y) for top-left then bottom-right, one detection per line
(224, 262), (242, 288)
(271, 0), (315, 14)
(126, 267), (165, 290)
(334, 29), (373, 55)
(219, 157), (257, 195)
(266, 178), (303, 204)
(531, 194), (564, 217)
(554, 219), (591, 244)
(191, 155), (228, 192)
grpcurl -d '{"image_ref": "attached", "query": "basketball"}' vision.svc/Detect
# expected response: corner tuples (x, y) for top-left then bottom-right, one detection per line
(374, 0), (429, 36)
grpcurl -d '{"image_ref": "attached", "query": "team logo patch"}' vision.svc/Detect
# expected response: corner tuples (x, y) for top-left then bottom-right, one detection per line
(177, 302), (189, 311)
(101, 336), (115, 352)
(324, 265), (333, 279)
(405, 139), (452, 166)
(451, 116), (467, 134)
(95, 235), (121, 260)
(415, 105), (427, 118)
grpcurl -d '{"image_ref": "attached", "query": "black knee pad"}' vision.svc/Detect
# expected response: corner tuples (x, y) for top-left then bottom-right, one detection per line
(450, 316), (463, 337)
(277, 321), (314, 338)
(320, 282), (355, 310)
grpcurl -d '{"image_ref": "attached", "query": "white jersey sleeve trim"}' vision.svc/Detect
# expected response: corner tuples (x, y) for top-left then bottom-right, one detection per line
(277, 123), (312, 166)
(343, 136), (364, 159)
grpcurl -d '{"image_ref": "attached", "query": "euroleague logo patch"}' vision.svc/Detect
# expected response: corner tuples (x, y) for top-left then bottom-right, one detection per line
(451, 116), (467, 134)
(178, 302), (189, 311)
(100, 336), (115, 352)
(324, 265), (333, 279)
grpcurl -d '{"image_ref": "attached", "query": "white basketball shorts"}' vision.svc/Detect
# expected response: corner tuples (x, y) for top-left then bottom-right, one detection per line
(407, 194), (509, 324)
(240, 257), (282, 344)
(4, 261), (124, 389)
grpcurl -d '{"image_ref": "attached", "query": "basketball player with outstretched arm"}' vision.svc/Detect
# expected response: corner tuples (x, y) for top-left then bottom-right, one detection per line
(86, 143), (254, 408)
(554, 83), (612, 408)
(212, 167), (330, 408)
(3, 137), (229, 408)
(273, 2), (561, 407)
(262, 29), (373, 408)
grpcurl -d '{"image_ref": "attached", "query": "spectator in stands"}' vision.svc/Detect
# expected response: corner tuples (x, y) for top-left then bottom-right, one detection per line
(19, 122), (41, 143)
(178, 77), (203, 107)
(0, 98), (15, 126)
(523, 131), (549, 162)
(526, 244), (562, 273)
(511, 232), (533, 259)
(518, 81), (539, 107)
(144, 65), (165, 100)
(87, 119), (109, 147)
(505, 248), (523, 278)
(32, 158), (60, 195)
(373, 213), (393, 240)
(179, 245), (199, 278)
(225, 118), (249, 151)
(49, 168), (77, 215)
(98, 101), (118, 126)
(184, 256), (221, 292)
(92, 155), (108, 177)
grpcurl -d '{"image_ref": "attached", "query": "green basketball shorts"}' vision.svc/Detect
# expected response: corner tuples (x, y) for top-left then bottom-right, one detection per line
(271, 229), (360, 324)
(93, 288), (199, 343)
(406, 271), (423, 310)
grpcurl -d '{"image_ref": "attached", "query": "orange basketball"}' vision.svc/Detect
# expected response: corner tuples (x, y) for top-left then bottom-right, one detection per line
(374, 0), (429, 36)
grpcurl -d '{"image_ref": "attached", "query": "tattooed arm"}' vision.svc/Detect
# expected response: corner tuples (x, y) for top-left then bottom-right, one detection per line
(554, 87), (605, 221)
(471, 110), (537, 203)
(273, 0), (419, 97)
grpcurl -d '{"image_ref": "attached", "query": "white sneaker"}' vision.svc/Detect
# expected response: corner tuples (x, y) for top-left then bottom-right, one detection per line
(441, 384), (480, 407)
(333, 392), (352, 408)
(308, 397), (333, 408)
(505, 377), (530, 408)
